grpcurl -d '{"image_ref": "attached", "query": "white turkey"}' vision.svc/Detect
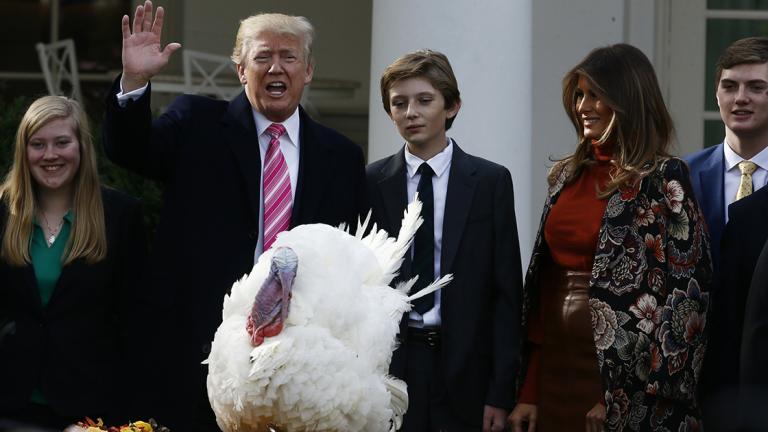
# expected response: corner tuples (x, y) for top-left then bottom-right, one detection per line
(205, 199), (451, 431)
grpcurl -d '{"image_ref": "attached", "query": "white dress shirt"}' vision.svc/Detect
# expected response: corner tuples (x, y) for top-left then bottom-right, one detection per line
(723, 141), (768, 222)
(116, 83), (301, 262)
(404, 139), (453, 327)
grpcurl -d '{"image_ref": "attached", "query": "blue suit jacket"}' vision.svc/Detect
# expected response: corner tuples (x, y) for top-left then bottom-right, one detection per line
(684, 143), (725, 269)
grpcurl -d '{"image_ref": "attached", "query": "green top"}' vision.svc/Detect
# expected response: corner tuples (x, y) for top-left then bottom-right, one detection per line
(29, 211), (72, 405)
(30, 211), (73, 307)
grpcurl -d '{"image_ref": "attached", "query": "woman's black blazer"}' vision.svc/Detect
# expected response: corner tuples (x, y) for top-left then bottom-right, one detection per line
(0, 187), (147, 421)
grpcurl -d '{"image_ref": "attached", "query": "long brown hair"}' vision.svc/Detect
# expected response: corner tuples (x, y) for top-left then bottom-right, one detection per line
(0, 96), (106, 265)
(554, 43), (674, 196)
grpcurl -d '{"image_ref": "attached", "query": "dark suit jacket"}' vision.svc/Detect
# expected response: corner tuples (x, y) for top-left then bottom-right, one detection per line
(102, 78), (367, 425)
(366, 143), (523, 427)
(740, 236), (768, 430)
(701, 185), (768, 430)
(0, 188), (147, 422)
(684, 143), (725, 270)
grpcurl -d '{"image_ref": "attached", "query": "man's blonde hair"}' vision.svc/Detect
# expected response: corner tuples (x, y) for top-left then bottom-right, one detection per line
(231, 13), (315, 66)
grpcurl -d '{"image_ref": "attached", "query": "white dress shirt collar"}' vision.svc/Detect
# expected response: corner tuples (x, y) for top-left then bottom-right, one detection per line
(404, 138), (453, 179)
(724, 139), (768, 172)
(722, 139), (768, 222)
(252, 108), (301, 148)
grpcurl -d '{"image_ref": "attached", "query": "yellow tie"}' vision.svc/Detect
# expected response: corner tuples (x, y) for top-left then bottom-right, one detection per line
(736, 160), (758, 201)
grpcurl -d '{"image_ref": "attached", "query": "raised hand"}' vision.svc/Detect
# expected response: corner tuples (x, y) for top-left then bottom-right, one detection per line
(121, 0), (181, 92)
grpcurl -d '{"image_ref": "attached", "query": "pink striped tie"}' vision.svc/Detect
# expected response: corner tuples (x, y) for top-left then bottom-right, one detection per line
(262, 123), (291, 251)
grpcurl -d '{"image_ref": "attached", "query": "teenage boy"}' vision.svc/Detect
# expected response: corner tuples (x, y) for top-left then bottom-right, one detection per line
(684, 37), (768, 429)
(367, 49), (523, 432)
(685, 37), (768, 270)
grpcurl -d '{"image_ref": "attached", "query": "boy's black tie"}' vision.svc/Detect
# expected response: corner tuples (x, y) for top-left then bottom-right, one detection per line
(412, 162), (436, 315)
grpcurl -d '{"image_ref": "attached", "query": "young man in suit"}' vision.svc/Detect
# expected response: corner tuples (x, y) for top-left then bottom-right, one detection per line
(367, 50), (523, 432)
(684, 37), (768, 429)
(684, 37), (768, 270)
(103, 2), (367, 430)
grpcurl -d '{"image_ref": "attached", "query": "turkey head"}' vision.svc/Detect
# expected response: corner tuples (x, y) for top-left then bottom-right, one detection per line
(246, 247), (298, 346)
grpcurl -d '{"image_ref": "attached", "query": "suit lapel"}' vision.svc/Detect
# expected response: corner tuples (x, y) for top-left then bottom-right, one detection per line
(223, 92), (262, 221)
(700, 144), (725, 236)
(762, 188), (768, 220)
(20, 265), (44, 315)
(377, 148), (409, 237)
(293, 107), (336, 226)
(441, 143), (477, 275)
(45, 259), (85, 310)
(2, 206), (44, 315)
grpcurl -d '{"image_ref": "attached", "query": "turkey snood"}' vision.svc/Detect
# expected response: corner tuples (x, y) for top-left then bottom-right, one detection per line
(246, 247), (298, 346)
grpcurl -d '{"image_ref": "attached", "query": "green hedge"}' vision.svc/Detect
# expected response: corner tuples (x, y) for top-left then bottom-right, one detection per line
(0, 95), (163, 233)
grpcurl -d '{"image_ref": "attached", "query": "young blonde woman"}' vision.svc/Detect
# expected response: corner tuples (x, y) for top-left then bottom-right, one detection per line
(509, 44), (712, 431)
(0, 96), (147, 429)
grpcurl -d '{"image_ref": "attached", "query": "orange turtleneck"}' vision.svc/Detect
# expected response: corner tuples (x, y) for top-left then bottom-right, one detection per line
(518, 141), (614, 405)
(544, 141), (615, 270)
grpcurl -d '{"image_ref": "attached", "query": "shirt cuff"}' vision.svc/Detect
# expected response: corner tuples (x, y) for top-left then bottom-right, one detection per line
(117, 81), (149, 107)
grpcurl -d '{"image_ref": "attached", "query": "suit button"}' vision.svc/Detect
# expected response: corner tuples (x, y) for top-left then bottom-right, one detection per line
(202, 343), (211, 354)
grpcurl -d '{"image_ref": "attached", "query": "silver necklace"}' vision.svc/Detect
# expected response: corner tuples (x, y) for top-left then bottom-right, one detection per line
(40, 212), (64, 247)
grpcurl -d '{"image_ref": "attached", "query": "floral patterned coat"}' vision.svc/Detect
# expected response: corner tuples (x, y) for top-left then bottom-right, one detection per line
(520, 157), (712, 431)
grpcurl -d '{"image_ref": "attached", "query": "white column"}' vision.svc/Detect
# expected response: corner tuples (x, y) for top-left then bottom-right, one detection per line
(368, 0), (533, 266)
(528, 0), (625, 261)
(369, 0), (652, 267)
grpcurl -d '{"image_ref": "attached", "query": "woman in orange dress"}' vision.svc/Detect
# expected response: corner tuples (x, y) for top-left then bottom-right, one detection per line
(509, 44), (712, 431)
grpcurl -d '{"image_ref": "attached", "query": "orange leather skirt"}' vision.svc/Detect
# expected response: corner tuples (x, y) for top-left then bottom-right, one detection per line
(537, 265), (604, 431)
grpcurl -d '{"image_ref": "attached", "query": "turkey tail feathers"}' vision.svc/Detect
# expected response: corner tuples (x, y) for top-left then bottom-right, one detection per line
(384, 375), (408, 431)
(356, 210), (373, 240)
(358, 198), (424, 286)
(407, 274), (453, 302)
(393, 279), (416, 296)
(374, 197), (423, 284)
(395, 197), (423, 255)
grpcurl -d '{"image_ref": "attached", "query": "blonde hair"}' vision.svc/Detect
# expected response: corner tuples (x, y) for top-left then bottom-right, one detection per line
(0, 96), (106, 266)
(554, 43), (673, 196)
(231, 13), (314, 66)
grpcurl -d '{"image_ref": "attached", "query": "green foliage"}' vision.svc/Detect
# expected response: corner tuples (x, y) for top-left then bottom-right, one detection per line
(0, 95), (162, 233)
(0, 96), (28, 177)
